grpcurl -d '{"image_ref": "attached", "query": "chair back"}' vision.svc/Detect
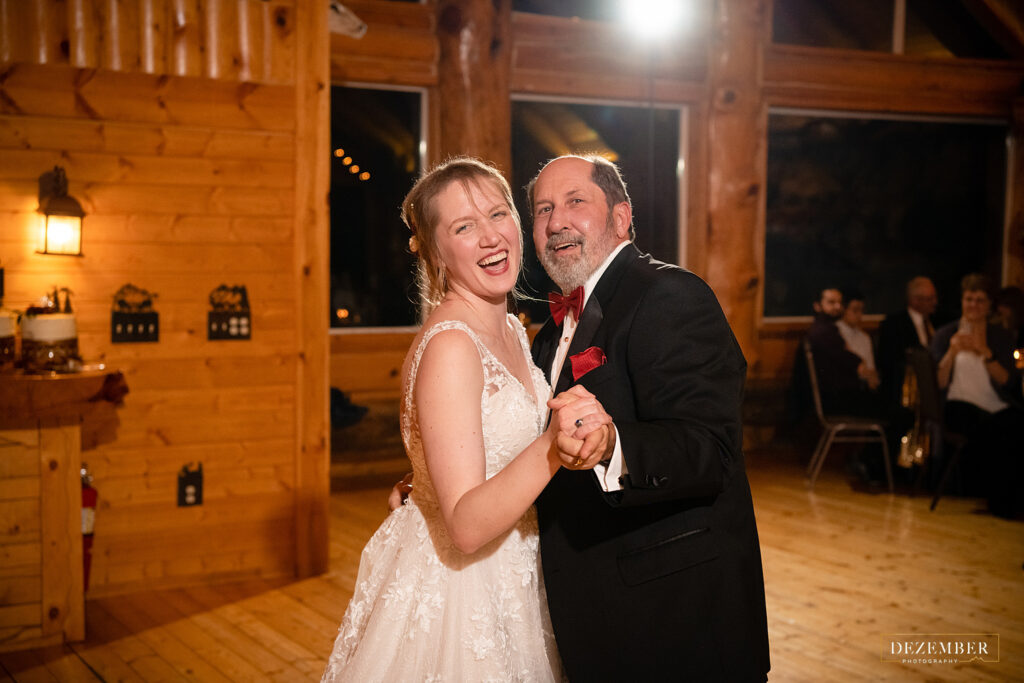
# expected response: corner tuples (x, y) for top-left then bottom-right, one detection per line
(906, 347), (942, 422)
(802, 338), (828, 427)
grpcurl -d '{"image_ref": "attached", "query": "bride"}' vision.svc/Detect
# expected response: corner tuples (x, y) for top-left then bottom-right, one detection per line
(321, 158), (613, 681)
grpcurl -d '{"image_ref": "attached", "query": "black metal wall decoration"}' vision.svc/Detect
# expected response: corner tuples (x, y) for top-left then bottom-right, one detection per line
(207, 284), (251, 340)
(111, 283), (159, 343)
(177, 462), (203, 507)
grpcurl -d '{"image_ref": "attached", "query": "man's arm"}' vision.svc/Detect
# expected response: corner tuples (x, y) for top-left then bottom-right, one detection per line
(610, 272), (745, 507)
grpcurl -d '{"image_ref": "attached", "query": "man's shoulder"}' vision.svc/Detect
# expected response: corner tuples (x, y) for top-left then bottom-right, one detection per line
(618, 251), (711, 298)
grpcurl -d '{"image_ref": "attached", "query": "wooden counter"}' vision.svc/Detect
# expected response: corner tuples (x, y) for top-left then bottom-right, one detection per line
(0, 367), (122, 652)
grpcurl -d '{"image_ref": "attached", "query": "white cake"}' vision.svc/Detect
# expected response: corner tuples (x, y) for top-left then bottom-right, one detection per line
(21, 313), (77, 342)
(0, 311), (14, 338)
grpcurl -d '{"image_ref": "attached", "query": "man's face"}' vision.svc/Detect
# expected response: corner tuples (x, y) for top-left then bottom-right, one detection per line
(842, 299), (864, 328)
(814, 289), (843, 319)
(530, 157), (630, 292)
(908, 281), (938, 316)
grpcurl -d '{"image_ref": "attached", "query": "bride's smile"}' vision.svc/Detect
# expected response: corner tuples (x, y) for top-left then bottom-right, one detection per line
(434, 179), (522, 303)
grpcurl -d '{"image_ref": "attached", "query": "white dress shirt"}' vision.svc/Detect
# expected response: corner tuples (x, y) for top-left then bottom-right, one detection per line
(837, 320), (875, 370)
(549, 241), (630, 492)
(907, 307), (931, 347)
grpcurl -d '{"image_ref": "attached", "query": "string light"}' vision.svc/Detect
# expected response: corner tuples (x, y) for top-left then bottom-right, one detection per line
(335, 146), (370, 180)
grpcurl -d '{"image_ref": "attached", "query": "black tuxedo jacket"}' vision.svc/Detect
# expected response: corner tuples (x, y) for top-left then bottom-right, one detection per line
(532, 246), (770, 682)
(877, 310), (928, 407)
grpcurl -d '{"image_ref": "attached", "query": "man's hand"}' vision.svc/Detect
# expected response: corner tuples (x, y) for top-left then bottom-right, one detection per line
(555, 423), (616, 470)
(547, 385), (614, 470)
(387, 472), (414, 512)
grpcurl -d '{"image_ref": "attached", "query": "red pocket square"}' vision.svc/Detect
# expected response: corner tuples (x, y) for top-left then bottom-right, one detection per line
(570, 346), (607, 381)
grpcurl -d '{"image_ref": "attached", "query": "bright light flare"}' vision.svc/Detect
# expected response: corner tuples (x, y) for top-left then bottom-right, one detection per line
(621, 0), (691, 40)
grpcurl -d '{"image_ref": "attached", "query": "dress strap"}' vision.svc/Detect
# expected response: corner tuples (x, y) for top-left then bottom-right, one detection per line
(403, 320), (487, 420)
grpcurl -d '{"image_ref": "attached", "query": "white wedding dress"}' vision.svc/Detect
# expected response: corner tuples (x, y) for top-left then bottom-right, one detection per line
(322, 316), (563, 682)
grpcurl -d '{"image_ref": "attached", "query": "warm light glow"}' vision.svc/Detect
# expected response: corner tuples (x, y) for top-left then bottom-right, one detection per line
(334, 148), (345, 157)
(621, 0), (690, 39)
(37, 214), (82, 255)
(1015, 349), (1021, 360)
(342, 156), (353, 165)
(359, 171), (370, 181)
(336, 308), (350, 320)
(349, 165), (360, 173)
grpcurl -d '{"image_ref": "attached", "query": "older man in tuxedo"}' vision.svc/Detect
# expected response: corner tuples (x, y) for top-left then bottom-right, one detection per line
(877, 276), (938, 408)
(530, 155), (769, 682)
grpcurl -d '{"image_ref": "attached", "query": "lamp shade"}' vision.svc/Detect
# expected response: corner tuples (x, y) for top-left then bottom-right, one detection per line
(37, 166), (84, 256)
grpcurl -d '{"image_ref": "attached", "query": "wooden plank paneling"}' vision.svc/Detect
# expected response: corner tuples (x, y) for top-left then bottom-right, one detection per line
(0, 64), (296, 131)
(0, 500), (41, 545)
(3, 0), (297, 85)
(0, 116), (295, 160)
(0, 0), (320, 603)
(68, 0), (100, 69)
(139, 0), (168, 75)
(0, 543), (40, 577)
(510, 11), (707, 103)
(0, 149), (294, 188)
(764, 44), (1024, 116)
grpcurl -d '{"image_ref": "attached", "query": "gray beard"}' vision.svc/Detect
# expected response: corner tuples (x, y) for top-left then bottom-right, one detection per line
(540, 248), (593, 292)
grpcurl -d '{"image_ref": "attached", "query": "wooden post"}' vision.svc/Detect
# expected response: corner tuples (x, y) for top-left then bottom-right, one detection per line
(1007, 98), (1024, 288)
(705, 0), (765, 372)
(293, 0), (330, 577)
(436, 0), (512, 175)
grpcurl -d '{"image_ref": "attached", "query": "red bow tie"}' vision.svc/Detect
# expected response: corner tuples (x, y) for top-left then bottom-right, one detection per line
(549, 287), (583, 326)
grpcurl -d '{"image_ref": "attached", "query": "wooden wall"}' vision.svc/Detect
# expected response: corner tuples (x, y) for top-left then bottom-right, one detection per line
(0, 0), (329, 595)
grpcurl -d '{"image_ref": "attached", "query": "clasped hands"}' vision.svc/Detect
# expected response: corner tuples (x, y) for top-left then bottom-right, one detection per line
(547, 385), (615, 471)
(949, 331), (991, 360)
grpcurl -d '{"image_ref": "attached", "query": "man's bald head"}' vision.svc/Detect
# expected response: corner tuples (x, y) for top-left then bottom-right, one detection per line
(906, 277), (937, 316)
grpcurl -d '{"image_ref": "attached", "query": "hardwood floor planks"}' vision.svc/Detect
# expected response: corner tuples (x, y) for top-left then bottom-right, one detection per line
(0, 454), (1020, 681)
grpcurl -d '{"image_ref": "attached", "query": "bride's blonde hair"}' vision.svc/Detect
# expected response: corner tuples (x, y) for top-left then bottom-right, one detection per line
(401, 157), (524, 314)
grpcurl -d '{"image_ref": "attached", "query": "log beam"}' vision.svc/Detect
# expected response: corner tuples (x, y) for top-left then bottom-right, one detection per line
(293, 0), (330, 578)
(1007, 98), (1024, 288)
(705, 0), (766, 370)
(436, 0), (512, 175)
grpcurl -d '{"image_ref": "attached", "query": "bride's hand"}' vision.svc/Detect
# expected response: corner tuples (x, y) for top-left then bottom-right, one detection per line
(547, 386), (615, 469)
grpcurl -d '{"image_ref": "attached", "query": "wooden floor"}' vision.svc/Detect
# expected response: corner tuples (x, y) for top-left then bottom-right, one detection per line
(2, 451), (1022, 682)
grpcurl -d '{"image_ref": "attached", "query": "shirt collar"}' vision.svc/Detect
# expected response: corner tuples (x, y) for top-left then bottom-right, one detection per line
(581, 241), (630, 310)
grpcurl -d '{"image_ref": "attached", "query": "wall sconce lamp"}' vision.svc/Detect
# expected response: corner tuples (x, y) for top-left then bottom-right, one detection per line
(37, 166), (84, 256)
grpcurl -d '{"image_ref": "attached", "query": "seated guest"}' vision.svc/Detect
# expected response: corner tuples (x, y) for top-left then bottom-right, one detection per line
(807, 287), (880, 415)
(993, 285), (1024, 347)
(932, 273), (1023, 519)
(836, 289), (878, 390)
(877, 276), (937, 408)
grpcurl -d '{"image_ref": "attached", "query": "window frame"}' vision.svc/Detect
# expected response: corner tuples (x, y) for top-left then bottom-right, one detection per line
(328, 81), (429, 336)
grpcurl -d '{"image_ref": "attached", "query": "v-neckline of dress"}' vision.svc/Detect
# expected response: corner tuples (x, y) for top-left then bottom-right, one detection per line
(467, 315), (543, 412)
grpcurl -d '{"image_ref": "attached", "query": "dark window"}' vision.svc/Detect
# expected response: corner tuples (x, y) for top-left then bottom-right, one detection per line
(773, 0), (894, 52)
(764, 112), (1007, 322)
(511, 99), (682, 323)
(330, 86), (422, 328)
(904, 0), (1011, 59)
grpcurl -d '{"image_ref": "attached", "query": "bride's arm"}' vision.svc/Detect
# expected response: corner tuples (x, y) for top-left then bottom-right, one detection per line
(416, 330), (604, 554)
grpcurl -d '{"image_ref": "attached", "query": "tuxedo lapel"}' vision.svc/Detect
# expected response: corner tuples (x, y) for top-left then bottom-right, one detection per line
(532, 318), (559, 383)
